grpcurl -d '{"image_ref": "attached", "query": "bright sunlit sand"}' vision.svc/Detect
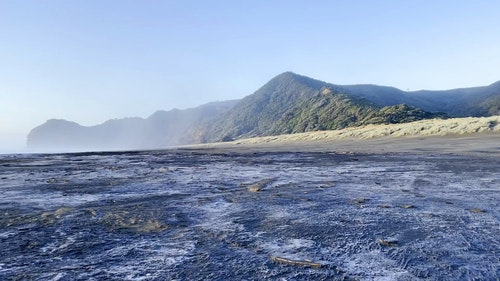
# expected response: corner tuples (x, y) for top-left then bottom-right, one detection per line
(190, 116), (500, 156)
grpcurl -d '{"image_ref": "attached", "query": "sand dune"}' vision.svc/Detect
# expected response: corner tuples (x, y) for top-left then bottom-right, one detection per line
(232, 116), (500, 145)
(186, 116), (499, 156)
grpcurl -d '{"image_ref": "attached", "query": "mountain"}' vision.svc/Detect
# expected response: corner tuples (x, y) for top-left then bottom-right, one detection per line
(27, 100), (238, 151)
(339, 80), (500, 117)
(199, 72), (445, 142)
(27, 72), (499, 151)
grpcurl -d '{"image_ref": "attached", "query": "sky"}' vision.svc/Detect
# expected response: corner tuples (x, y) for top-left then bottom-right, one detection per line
(1, 0), (500, 153)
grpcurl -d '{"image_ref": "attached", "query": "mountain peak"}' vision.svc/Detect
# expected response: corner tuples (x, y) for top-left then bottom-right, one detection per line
(489, 80), (500, 88)
(261, 72), (328, 93)
(274, 71), (300, 79)
(272, 71), (322, 82)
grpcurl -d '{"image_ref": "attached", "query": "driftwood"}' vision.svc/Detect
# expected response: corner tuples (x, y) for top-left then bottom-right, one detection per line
(352, 198), (369, 204)
(243, 178), (275, 192)
(469, 208), (486, 213)
(377, 238), (398, 246)
(271, 256), (322, 268)
(400, 204), (415, 209)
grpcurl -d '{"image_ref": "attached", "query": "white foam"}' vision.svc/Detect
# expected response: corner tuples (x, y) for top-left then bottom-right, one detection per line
(261, 238), (316, 260)
(197, 199), (244, 232)
(342, 249), (412, 280)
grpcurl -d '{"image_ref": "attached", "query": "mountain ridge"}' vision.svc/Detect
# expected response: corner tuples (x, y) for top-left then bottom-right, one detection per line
(340, 79), (500, 116)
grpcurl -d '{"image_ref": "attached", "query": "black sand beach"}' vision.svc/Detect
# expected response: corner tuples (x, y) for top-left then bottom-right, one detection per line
(1, 134), (499, 280)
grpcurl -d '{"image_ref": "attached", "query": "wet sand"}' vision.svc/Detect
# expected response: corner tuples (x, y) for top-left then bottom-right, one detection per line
(1, 149), (498, 280)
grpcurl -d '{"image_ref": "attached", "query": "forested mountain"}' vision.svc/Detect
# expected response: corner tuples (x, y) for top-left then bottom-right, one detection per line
(340, 80), (500, 117)
(199, 72), (444, 142)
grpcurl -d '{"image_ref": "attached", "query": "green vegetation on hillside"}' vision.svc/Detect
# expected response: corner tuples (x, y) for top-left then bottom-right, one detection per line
(201, 72), (446, 142)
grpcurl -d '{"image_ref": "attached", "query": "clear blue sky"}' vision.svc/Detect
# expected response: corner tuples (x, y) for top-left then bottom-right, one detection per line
(1, 0), (500, 152)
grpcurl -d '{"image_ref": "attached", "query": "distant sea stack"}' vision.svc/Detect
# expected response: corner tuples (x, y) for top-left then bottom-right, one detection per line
(28, 72), (500, 151)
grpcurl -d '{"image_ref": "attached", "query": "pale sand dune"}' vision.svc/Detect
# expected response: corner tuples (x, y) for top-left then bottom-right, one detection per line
(184, 116), (499, 155)
(233, 116), (500, 144)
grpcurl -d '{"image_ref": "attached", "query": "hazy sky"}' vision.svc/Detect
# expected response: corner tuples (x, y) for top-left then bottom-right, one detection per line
(1, 0), (500, 152)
